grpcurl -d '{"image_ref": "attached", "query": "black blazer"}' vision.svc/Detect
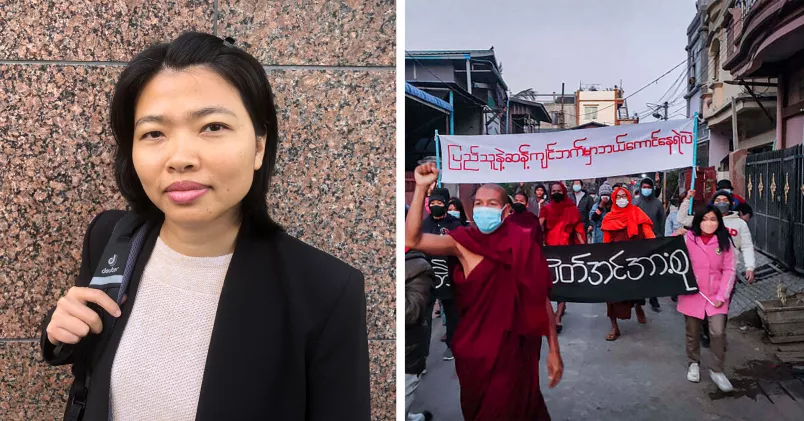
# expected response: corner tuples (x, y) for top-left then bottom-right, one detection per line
(41, 210), (371, 420)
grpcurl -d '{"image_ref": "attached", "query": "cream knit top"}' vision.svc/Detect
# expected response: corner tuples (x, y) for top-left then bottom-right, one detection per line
(110, 237), (232, 421)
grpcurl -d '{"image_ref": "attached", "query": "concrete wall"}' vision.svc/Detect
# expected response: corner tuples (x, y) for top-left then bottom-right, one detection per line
(577, 90), (618, 126)
(0, 1), (395, 419)
(405, 61), (455, 84)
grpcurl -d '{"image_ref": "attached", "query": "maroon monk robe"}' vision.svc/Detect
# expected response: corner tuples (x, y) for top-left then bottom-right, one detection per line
(449, 219), (553, 421)
(506, 210), (544, 245)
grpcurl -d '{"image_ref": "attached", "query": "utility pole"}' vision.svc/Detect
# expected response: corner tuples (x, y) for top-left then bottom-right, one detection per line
(648, 101), (670, 121)
(560, 82), (565, 130)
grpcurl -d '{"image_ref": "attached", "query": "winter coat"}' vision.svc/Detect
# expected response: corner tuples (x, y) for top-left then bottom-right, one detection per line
(677, 201), (756, 271)
(634, 193), (665, 237)
(665, 208), (683, 237)
(572, 190), (595, 230)
(677, 231), (736, 320)
(723, 212), (756, 271)
(588, 202), (610, 244)
(405, 251), (435, 375)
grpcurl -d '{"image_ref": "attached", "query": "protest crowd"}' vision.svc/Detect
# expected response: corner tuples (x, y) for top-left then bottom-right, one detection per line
(404, 162), (756, 421)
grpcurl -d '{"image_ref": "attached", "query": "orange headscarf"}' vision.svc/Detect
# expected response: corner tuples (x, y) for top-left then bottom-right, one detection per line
(601, 187), (653, 238)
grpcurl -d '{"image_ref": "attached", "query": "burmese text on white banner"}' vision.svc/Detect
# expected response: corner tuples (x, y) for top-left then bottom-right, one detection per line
(438, 118), (696, 183)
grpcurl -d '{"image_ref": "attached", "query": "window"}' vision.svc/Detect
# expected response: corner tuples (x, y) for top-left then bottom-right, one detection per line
(584, 105), (598, 120)
(711, 41), (720, 81)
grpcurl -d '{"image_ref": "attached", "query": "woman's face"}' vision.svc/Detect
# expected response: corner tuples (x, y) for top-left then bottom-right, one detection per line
(535, 187), (545, 198)
(448, 203), (458, 212)
(132, 66), (265, 226)
(701, 212), (720, 235)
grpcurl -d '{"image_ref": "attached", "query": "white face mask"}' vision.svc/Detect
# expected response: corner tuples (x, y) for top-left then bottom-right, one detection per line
(616, 198), (629, 208)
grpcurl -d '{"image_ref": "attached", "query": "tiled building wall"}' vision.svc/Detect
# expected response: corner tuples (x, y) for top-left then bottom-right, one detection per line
(0, 1), (395, 419)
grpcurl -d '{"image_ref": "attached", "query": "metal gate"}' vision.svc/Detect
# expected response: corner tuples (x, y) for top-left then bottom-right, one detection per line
(744, 145), (804, 272)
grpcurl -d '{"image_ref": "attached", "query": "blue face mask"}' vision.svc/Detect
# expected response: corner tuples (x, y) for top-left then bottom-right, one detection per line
(447, 210), (461, 219)
(473, 206), (505, 234)
(641, 188), (653, 197)
(572, 184), (582, 192)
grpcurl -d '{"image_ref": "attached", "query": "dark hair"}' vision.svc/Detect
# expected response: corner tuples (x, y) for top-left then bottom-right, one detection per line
(691, 205), (732, 252)
(737, 202), (753, 217)
(110, 32), (280, 236)
(448, 197), (468, 226)
(514, 190), (528, 200)
(716, 179), (733, 190)
(573, 180), (584, 187)
(534, 183), (546, 193)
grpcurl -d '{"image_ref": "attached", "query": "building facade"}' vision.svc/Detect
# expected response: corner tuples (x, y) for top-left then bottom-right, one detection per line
(723, 0), (804, 150)
(686, 1), (711, 167)
(575, 86), (637, 126)
(702, 0), (777, 192)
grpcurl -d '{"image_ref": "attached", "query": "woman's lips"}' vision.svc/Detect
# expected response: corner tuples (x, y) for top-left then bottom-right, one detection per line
(165, 181), (210, 205)
(167, 188), (209, 205)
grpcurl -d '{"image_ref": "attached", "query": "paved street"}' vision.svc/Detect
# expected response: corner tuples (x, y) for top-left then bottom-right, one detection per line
(410, 299), (804, 421)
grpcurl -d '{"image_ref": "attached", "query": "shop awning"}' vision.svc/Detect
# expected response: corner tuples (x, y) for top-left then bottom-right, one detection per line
(405, 82), (453, 114)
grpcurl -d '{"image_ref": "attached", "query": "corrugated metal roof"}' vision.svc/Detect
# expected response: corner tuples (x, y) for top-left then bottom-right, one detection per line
(405, 83), (453, 113)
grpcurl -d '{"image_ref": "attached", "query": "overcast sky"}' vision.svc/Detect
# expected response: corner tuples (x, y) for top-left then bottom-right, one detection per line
(406, 0), (697, 122)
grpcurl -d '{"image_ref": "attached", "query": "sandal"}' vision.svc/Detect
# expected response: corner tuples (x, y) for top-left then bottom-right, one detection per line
(556, 323), (563, 334)
(606, 330), (621, 341)
(636, 307), (647, 324)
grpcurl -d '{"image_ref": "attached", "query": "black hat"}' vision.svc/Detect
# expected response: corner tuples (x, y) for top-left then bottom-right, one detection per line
(717, 179), (734, 190)
(640, 177), (655, 188)
(429, 188), (450, 206)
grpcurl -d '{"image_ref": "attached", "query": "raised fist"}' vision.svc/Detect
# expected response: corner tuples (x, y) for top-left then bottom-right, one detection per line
(414, 163), (439, 187)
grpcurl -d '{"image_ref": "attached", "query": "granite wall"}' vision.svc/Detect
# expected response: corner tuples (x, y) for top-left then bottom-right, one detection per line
(0, 1), (395, 419)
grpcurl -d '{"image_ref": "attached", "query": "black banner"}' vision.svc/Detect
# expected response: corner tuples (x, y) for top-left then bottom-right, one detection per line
(544, 236), (699, 303)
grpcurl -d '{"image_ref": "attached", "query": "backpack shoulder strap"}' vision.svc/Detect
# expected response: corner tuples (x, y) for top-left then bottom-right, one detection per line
(64, 211), (151, 421)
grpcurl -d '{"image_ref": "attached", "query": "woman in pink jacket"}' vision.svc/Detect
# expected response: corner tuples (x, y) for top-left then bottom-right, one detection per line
(677, 205), (736, 392)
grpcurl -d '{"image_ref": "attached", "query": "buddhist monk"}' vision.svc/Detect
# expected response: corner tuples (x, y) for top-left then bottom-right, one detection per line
(539, 182), (586, 332)
(405, 163), (562, 421)
(508, 190), (544, 245)
(600, 186), (655, 340)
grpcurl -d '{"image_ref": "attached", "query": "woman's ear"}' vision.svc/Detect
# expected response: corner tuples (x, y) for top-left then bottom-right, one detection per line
(254, 135), (266, 170)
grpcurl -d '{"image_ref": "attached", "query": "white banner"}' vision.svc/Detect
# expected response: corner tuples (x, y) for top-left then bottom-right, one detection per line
(438, 119), (696, 183)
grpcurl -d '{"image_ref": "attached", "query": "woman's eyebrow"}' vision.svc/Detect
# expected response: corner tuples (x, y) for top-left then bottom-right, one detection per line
(188, 106), (237, 121)
(134, 107), (237, 128)
(134, 115), (166, 128)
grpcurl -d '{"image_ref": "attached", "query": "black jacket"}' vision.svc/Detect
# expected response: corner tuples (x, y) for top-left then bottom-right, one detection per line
(420, 214), (462, 300)
(40, 211), (370, 420)
(405, 251), (434, 375)
(572, 190), (595, 229)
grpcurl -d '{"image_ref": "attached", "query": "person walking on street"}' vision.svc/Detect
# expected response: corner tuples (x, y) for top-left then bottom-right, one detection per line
(421, 187), (463, 361)
(665, 192), (686, 237)
(541, 182), (586, 333)
(571, 180), (595, 243)
(405, 245), (435, 421)
(600, 187), (654, 340)
(406, 163), (563, 421)
(677, 206), (736, 392)
(634, 176), (666, 312)
(589, 182), (613, 244)
(677, 190), (755, 282)
(509, 190), (544, 245)
(528, 183), (550, 216)
(448, 197), (470, 227)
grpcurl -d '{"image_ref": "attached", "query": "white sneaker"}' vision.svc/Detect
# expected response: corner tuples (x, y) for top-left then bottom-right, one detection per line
(710, 370), (734, 392)
(687, 363), (700, 383)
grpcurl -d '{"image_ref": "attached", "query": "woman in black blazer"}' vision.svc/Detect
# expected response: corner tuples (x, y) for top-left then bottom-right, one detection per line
(40, 32), (370, 420)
